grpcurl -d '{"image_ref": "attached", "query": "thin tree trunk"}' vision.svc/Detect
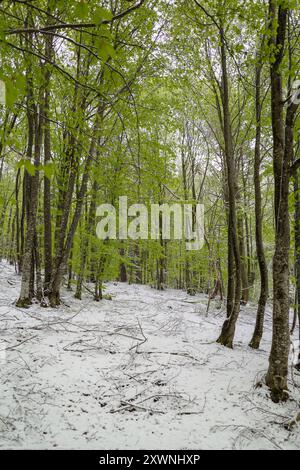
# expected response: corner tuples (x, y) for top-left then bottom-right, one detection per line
(15, 168), (22, 273)
(119, 245), (127, 282)
(43, 31), (54, 293)
(237, 209), (249, 305)
(17, 24), (41, 306)
(217, 26), (241, 347)
(249, 57), (269, 349)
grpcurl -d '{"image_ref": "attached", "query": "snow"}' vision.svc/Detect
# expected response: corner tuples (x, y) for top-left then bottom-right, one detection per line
(0, 261), (299, 450)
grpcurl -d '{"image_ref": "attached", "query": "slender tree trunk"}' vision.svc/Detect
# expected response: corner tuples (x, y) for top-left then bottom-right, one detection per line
(250, 59), (269, 349)
(119, 245), (127, 282)
(237, 209), (249, 305)
(43, 32), (54, 293)
(67, 247), (74, 290)
(217, 27), (241, 347)
(15, 168), (22, 273)
(34, 230), (43, 301)
(17, 31), (41, 306)
(75, 192), (97, 300)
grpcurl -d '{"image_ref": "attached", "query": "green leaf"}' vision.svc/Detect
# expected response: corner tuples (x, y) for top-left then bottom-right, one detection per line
(96, 39), (116, 60)
(24, 160), (36, 176)
(44, 162), (54, 180)
(0, 25), (6, 41)
(93, 7), (113, 25)
(99, 25), (113, 40)
(235, 44), (244, 53)
(17, 159), (25, 169)
(74, 1), (89, 19)
(261, 163), (273, 178)
(233, 26), (241, 35)
(3, 74), (26, 107)
(5, 81), (17, 107)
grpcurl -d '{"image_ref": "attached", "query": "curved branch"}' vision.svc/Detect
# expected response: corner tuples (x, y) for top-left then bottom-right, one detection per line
(6, 0), (146, 35)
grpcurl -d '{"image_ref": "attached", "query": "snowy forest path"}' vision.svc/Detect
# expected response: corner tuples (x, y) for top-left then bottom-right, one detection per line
(0, 262), (299, 449)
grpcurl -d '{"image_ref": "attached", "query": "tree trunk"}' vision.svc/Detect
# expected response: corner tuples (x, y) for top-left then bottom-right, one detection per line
(17, 36), (41, 306)
(237, 209), (249, 305)
(119, 245), (127, 282)
(249, 58), (269, 349)
(217, 26), (241, 347)
(43, 32), (54, 293)
(265, 1), (299, 402)
(15, 168), (22, 273)
(293, 167), (300, 369)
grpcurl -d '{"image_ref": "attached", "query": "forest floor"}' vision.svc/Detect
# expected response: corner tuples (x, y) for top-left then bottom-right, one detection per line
(0, 261), (299, 450)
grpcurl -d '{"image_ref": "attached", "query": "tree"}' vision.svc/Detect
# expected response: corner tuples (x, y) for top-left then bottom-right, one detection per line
(266, 1), (300, 402)
(249, 43), (269, 350)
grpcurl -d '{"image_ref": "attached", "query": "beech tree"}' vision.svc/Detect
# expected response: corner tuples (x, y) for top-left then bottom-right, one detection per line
(265, 0), (299, 402)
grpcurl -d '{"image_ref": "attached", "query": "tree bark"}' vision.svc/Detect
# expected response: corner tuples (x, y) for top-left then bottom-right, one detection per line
(43, 31), (54, 293)
(265, 2), (299, 401)
(17, 25), (41, 306)
(249, 57), (269, 349)
(293, 167), (300, 370)
(217, 26), (241, 347)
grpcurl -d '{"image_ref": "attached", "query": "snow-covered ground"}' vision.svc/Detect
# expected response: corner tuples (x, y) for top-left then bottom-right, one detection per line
(0, 261), (299, 450)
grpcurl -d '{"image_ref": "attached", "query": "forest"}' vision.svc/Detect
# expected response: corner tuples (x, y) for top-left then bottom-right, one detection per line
(0, 0), (300, 451)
